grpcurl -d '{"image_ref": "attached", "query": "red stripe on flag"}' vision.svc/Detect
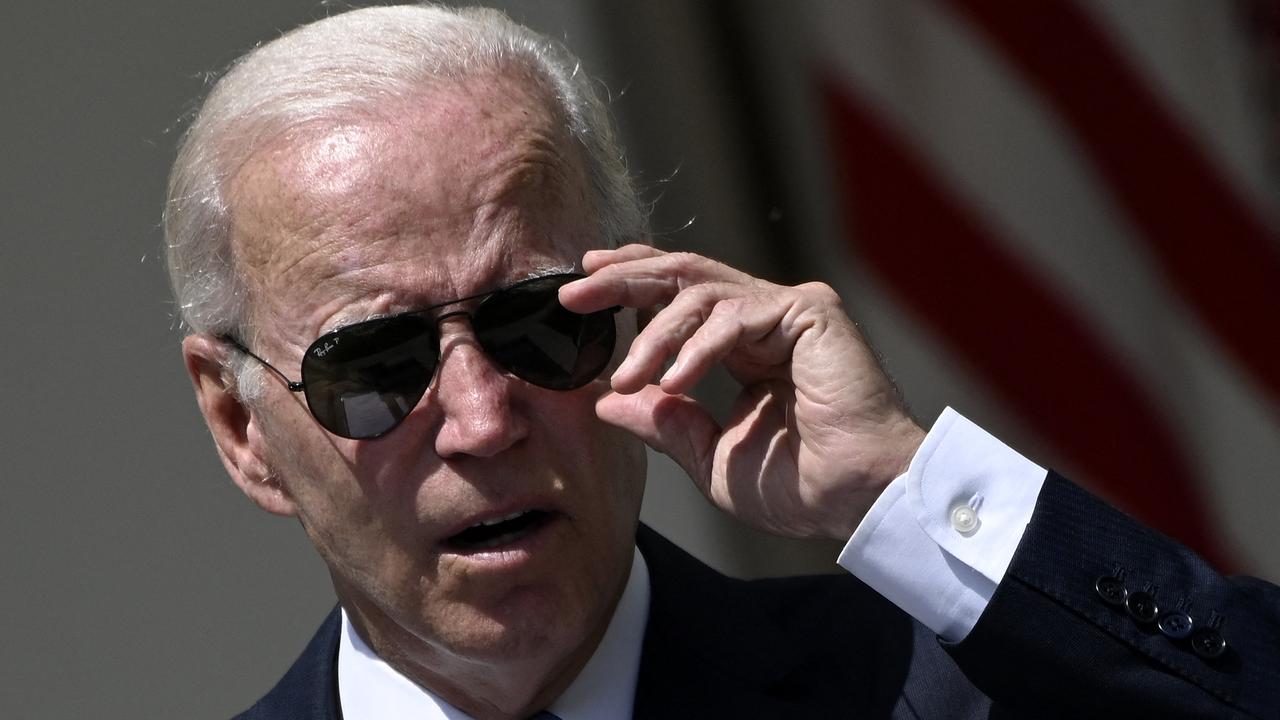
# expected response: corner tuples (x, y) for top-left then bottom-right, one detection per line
(944, 0), (1280, 409)
(821, 78), (1235, 568)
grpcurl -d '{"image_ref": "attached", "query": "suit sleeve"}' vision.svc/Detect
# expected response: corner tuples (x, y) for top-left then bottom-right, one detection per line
(945, 470), (1280, 718)
(840, 409), (1280, 718)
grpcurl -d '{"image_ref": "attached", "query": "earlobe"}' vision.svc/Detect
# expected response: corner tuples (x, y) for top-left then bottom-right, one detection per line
(182, 334), (298, 518)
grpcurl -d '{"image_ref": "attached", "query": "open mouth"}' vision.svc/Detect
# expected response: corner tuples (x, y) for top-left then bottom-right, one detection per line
(444, 510), (553, 552)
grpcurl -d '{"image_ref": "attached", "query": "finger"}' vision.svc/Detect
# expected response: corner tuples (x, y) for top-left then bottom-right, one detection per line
(581, 243), (665, 273)
(617, 282), (813, 395)
(562, 245), (666, 314)
(595, 386), (719, 495)
(610, 282), (728, 393)
(559, 251), (756, 314)
(658, 294), (797, 395)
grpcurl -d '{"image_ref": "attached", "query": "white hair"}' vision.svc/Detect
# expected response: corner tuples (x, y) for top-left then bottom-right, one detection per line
(164, 3), (644, 363)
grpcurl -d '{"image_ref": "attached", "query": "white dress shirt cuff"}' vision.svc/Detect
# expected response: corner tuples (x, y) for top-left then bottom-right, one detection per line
(837, 407), (1046, 641)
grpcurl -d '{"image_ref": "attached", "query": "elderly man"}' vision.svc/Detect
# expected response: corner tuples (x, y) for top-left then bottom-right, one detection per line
(166, 5), (1278, 719)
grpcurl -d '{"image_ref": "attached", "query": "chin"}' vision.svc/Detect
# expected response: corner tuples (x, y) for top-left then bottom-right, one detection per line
(432, 584), (592, 663)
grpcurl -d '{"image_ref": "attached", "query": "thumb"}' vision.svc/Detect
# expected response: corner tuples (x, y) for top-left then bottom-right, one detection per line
(595, 386), (720, 495)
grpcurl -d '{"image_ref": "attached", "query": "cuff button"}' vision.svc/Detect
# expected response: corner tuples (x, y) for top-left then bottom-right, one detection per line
(1094, 576), (1128, 606)
(1125, 591), (1159, 624)
(1157, 611), (1194, 640)
(1190, 629), (1227, 660)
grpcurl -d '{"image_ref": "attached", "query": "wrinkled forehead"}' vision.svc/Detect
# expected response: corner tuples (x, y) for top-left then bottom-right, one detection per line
(226, 69), (597, 317)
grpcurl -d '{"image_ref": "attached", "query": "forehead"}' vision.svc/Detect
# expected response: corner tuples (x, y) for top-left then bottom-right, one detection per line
(227, 68), (597, 324)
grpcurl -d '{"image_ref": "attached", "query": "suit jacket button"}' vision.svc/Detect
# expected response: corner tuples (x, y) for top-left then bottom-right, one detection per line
(1095, 576), (1127, 606)
(1191, 629), (1227, 660)
(1125, 591), (1159, 623)
(1157, 611), (1194, 639)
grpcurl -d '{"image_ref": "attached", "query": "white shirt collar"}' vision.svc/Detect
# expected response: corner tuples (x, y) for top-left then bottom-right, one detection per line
(338, 549), (650, 719)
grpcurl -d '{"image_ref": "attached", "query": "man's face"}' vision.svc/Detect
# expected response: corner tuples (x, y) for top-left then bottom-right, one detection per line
(223, 70), (646, 690)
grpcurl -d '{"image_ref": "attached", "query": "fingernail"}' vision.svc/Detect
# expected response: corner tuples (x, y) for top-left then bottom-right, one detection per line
(659, 360), (681, 384)
(612, 356), (635, 382)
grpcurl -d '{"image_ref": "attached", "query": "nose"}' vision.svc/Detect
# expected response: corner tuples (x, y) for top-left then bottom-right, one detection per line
(430, 320), (529, 459)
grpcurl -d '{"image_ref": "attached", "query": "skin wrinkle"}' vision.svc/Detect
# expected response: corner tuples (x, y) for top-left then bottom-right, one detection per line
(229, 80), (586, 365)
(220, 65), (644, 718)
(231, 129), (377, 272)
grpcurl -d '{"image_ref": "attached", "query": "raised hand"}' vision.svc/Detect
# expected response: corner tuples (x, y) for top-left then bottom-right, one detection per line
(559, 245), (926, 541)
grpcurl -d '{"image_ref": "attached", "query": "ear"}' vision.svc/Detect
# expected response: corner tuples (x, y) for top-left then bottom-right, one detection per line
(182, 334), (298, 517)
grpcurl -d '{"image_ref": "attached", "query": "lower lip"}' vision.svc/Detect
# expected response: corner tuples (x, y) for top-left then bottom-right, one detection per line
(439, 513), (562, 570)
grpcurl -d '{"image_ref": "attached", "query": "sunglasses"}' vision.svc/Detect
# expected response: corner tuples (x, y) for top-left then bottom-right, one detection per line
(223, 273), (617, 440)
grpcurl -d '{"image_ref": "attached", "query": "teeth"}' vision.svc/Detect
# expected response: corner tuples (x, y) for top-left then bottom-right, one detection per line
(447, 509), (548, 552)
(475, 511), (527, 528)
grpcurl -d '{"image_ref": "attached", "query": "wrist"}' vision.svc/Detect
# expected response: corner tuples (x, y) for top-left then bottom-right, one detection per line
(829, 418), (926, 541)
(884, 417), (926, 481)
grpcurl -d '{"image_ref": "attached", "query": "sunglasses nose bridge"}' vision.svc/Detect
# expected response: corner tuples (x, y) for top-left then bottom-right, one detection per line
(432, 310), (481, 354)
(433, 312), (501, 383)
(434, 309), (471, 327)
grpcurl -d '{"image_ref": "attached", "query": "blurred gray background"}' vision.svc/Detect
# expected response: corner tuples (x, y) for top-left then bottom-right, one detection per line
(4, 1), (1277, 717)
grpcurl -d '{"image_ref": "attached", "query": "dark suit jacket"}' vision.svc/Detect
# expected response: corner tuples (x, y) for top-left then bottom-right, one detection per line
(235, 473), (1280, 719)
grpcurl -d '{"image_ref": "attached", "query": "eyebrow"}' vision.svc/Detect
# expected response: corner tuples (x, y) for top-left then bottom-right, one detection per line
(528, 262), (575, 277)
(322, 264), (580, 334)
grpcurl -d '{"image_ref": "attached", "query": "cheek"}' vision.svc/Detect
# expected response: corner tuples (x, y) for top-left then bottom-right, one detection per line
(255, 406), (386, 556)
(613, 433), (648, 519)
(554, 395), (647, 524)
(273, 441), (431, 610)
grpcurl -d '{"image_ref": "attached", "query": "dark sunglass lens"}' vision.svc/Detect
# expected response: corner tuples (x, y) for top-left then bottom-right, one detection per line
(474, 275), (615, 390)
(299, 316), (439, 438)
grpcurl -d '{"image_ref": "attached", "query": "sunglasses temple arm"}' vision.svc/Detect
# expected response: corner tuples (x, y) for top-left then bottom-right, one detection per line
(219, 336), (306, 393)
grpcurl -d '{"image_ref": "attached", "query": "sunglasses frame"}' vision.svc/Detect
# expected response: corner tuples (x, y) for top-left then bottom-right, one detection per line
(219, 272), (617, 439)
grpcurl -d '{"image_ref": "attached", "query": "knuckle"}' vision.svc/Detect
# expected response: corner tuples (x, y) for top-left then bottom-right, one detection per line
(706, 296), (743, 322)
(666, 251), (720, 278)
(797, 281), (842, 308)
(667, 250), (703, 267)
(678, 281), (719, 307)
(668, 313), (704, 346)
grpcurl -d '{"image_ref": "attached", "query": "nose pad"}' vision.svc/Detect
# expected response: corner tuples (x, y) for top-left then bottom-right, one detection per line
(430, 320), (528, 458)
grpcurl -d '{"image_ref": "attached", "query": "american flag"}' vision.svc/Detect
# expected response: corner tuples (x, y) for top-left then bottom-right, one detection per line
(515, 0), (1280, 581)
(802, 0), (1280, 578)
